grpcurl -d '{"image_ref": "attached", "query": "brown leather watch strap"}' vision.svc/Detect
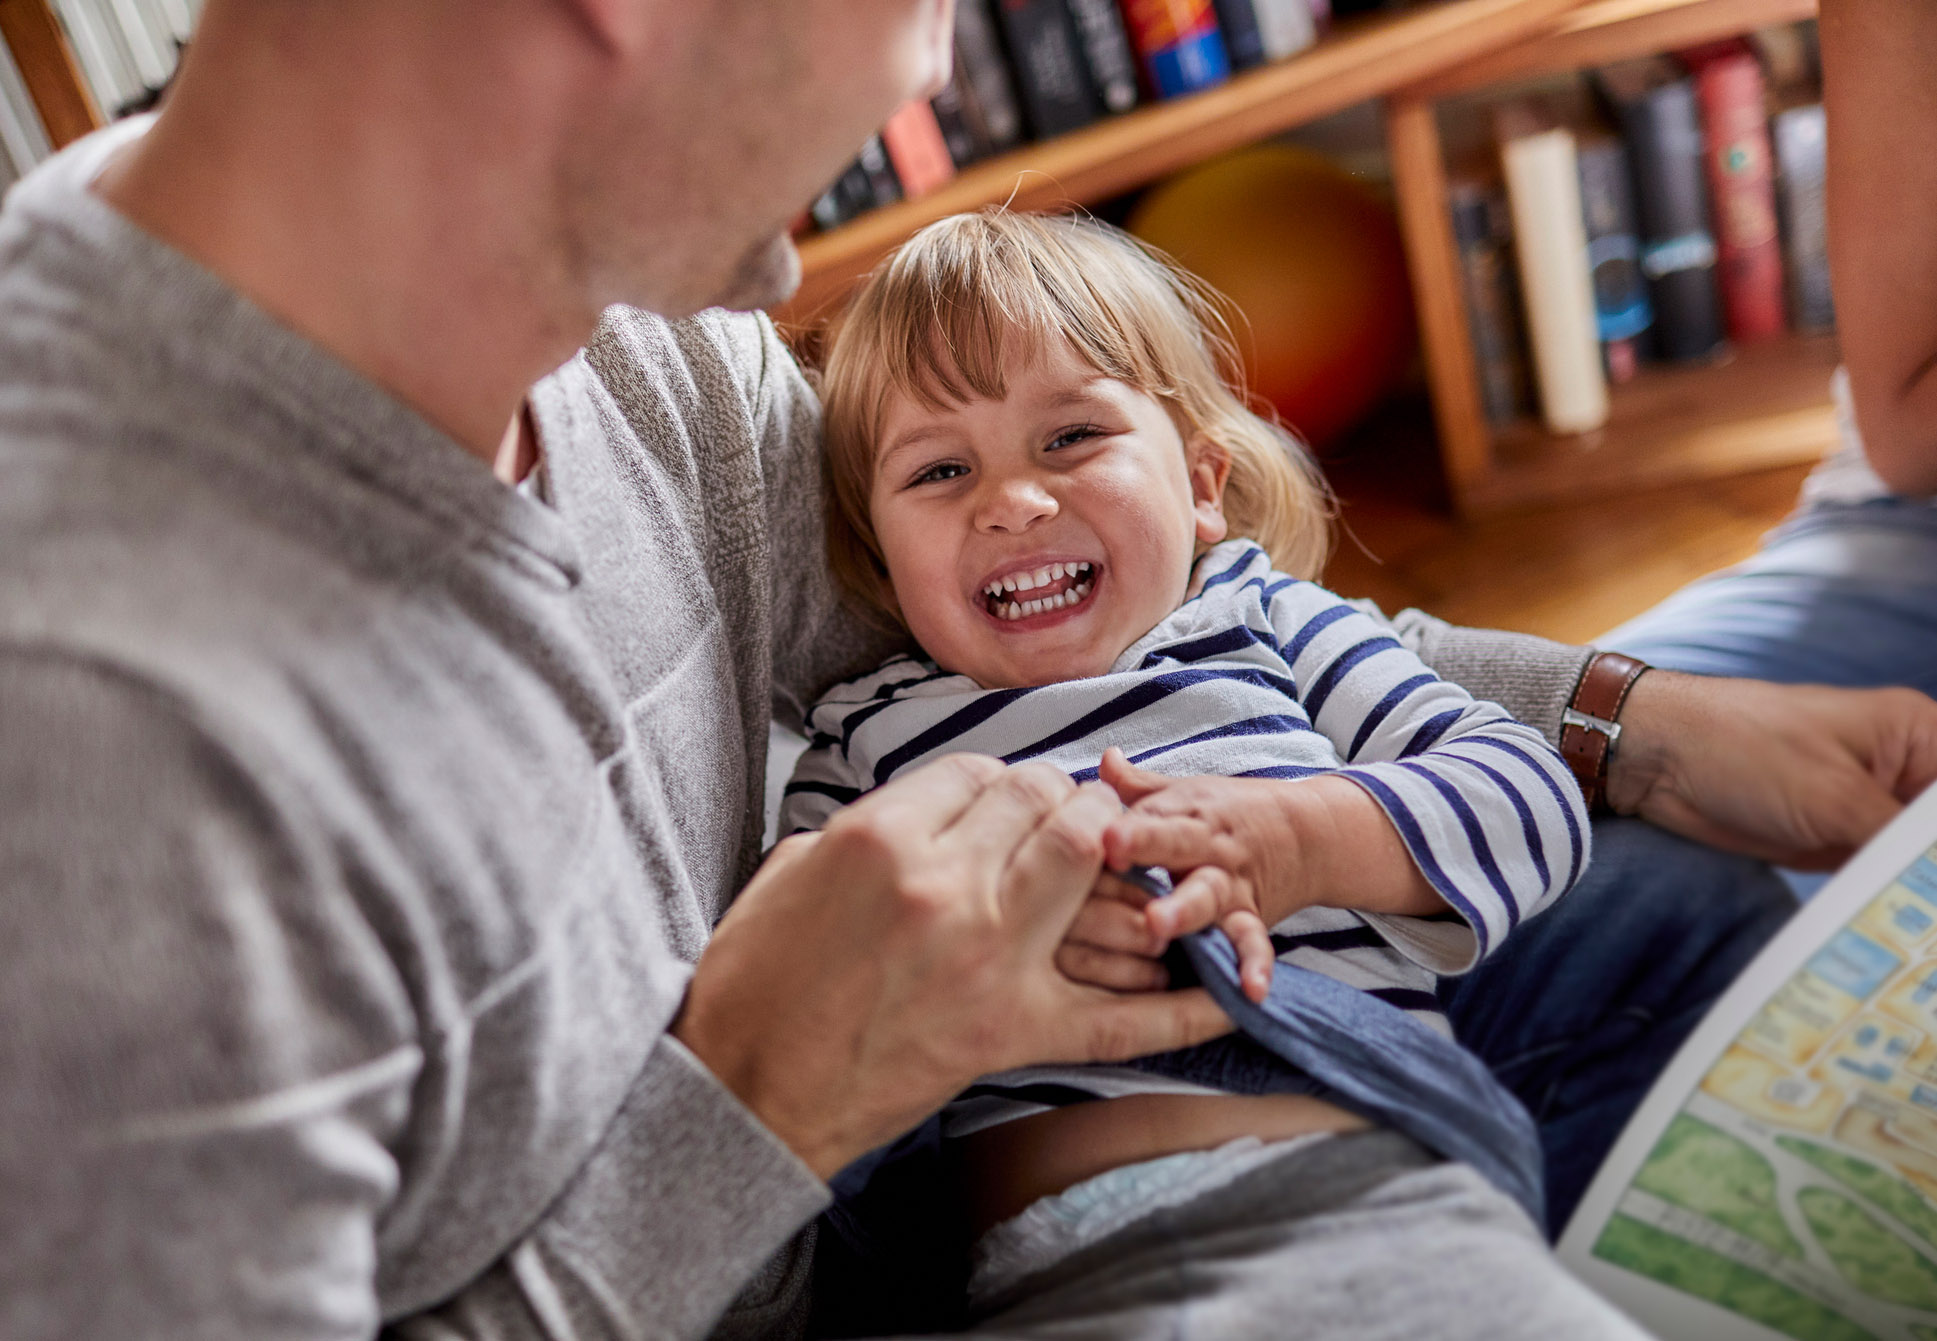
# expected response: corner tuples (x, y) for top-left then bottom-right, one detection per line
(1560, 652), (1650, 813)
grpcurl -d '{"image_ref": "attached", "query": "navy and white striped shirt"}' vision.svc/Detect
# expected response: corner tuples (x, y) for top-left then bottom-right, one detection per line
(783, 541), (1589, 1125)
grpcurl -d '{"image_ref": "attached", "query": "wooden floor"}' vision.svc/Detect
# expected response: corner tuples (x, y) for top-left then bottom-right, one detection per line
(1316, 395), (1814, 645)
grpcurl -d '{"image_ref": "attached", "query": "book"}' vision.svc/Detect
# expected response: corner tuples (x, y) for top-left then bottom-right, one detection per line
(1560, 781), (1937, 1341)
(1690, 43), (1786, 344)
(1774, 102), (1835, 334)
(953, 0), (1027, 154)
(0, 30), (54, 178)
(1450, 181), (1533, 426)
(1061, 0), (1140, 115)
(880, 101), (957, 199)
(808, 137), (903, 232)
(929, 78), (991, 170)
(1211, 0), (1316, 69)
(1120, 0), (1231, 100)
(1252, 0), (1319, 61)
(1597, 61), (1727, 364)
(1499, 115), (1609, 435)
(1211, 0), (1269, 71)
(1577, 136), (1655, 384)
(993, 0), (1102, 139)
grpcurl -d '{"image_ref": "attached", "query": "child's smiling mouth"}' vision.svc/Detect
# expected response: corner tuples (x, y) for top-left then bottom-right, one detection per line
(980, 560), (1099, 623)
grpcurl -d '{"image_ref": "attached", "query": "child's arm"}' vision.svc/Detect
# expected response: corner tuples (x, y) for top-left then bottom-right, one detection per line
(1104, 553), (1589, 977)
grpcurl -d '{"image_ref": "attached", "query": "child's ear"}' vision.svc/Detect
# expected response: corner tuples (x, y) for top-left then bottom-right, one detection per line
(1188, 433), (1233, 546)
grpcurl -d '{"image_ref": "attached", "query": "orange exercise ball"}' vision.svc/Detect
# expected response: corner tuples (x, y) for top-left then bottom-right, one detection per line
(1129, 143), (1416, 448)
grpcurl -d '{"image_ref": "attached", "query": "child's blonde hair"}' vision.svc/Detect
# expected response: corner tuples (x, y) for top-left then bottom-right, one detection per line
(818, 209), (1334, 626)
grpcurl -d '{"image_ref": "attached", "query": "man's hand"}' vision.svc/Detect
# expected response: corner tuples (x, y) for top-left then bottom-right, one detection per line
(672, 755), (1232, 1181)
(1607, 672), (1937, 869)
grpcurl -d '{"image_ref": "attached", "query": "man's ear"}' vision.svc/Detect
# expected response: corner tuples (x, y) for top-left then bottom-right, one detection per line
(1188, 433), (1233, 546)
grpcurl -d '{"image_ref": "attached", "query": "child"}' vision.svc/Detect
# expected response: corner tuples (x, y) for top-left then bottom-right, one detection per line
(786, 211), (1596, 1318)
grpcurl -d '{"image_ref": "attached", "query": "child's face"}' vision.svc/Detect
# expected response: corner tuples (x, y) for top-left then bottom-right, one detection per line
(869, 338), (1229, 689)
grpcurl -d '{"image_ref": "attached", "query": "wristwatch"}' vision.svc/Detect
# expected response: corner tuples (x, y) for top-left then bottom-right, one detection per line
(1560, 651), (1650, 814)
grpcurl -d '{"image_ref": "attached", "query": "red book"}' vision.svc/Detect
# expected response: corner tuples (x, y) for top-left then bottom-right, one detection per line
(1689, 45), (1785, 343)
(880, 101), (957, 200)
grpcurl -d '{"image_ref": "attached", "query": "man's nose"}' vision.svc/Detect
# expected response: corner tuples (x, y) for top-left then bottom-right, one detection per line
(974, 474), (1058, 532)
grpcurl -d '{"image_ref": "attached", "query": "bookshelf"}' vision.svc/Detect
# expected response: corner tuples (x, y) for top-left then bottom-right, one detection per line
(1387, 0), (1828, 513)
(0, 0), (100, 148)
(8, 0), (1831, 518)
(782, 0), (1596, 322)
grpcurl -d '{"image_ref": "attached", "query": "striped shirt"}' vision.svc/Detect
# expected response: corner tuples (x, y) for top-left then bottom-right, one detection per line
(782, 540), (1589, 1128)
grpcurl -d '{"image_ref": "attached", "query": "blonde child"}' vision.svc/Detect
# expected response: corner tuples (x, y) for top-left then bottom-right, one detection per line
(786, 211), (1633, 1338)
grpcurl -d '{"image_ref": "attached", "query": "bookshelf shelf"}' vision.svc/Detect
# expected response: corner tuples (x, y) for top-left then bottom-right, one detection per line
(1470, 331), (1839, 510)
(1387, 0), (1828, 514)
(781, 0), (1591, 323)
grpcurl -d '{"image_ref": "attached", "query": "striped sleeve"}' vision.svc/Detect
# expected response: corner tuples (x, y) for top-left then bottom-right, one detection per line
(1264, 580), (1590, 975)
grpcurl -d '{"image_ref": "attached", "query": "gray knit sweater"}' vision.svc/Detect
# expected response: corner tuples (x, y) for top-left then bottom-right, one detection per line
(0, 123), (1593, 1340)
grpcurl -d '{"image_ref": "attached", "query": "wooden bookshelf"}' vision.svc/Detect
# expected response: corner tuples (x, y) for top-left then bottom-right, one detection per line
(1, 0), (101, 148)
(1387, 0), (1830, 514)
(780, 0), (1595, 324)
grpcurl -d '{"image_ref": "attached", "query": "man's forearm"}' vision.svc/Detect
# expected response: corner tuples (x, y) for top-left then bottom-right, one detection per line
(1369, 603), (1596, 748)
(1823, 0), (1937, 496)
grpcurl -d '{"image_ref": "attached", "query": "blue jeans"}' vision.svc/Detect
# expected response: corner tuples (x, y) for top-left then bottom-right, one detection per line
(1601, 497), (1937, 693)
(1445, 491), (1937, 1236)
(1439, 819), (1795, 1235)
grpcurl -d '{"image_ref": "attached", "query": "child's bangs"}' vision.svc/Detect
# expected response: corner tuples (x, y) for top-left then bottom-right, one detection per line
(854, 213), (1174, 430)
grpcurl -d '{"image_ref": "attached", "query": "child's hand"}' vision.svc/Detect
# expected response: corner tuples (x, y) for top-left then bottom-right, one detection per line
(1097, 747), (1449, 927)
(1057, 865), (1278, 1005)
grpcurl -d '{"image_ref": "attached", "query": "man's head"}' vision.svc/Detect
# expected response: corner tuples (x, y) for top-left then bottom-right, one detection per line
(549, 0), (955, 314)
(176, 0), (952, 318)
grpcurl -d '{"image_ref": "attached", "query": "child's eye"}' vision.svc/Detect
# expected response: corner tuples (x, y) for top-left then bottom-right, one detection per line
(1047, 423), (1105, 451)
(911, 461), (969, 486)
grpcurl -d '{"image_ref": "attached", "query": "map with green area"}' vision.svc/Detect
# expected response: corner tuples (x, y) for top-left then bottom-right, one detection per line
(1780, 1139), (1937, 1255)
(1596, 1214), (1877, 1341)
(1636, 1114), (1805, 1259)
(1800, 1190), (1937, 1311)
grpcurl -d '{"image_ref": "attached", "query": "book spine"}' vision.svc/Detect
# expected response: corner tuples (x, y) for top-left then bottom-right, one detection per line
(1576, 138), (1654, 384)
(994, 0), (1102, 139)
(1694, 50), (1785, 343)
(1210, 0), (1268, 71)
(809, 159), (873, 231)
(1249, 0), (1317, 61)
(1617, 78), (1726, 362)
(1501, 126), (1609, 435)
(854, 135), (903, 210)
(1119, 0), (1231, 100)
(880, 101), (958, 199)
(1773, 103), (1834, 332)
(1060, 0), (1141, 114)
(954, 0), (1027, 152)
(1451, 184), (1533, 426)
(929, 77), (991, 169)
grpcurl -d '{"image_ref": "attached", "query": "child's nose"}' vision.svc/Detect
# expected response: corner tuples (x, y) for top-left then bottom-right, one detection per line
(974, 475), (1058, 532)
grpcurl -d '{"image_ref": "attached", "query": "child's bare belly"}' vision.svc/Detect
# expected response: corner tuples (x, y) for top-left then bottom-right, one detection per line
(959, 1092), (1371, 1236)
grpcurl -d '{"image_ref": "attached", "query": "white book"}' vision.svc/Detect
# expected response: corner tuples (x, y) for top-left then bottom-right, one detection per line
(52, 0), (136, 113)
(1500, 124), (1609, 435)
(1561, 782), (1937, 1341)
(109, 0), (177, 88)
(1251, 0), (1316, 61)
(153, 0), (195, 44)
(0, 30), (54, 171)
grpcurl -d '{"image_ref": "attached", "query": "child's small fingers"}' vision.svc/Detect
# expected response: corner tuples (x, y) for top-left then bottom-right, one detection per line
(1055, 943), (1172, 993)
(1066, 897), (1166, 956)
(1091, 870), (1156, 908)
(1105, 814), (1219, 876)
(1221, 909), (1277, 1004)
(1147, 865), (1238, 940)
